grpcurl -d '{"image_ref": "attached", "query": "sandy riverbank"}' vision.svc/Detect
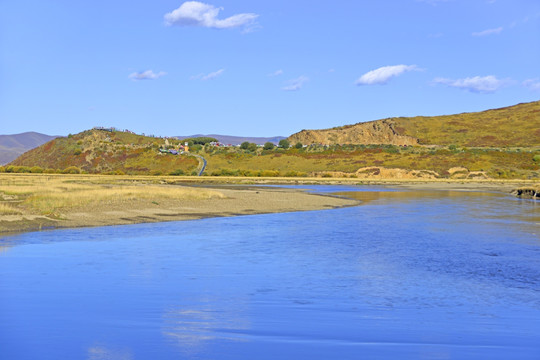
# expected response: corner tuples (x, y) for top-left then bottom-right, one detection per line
(1, 173), (536, 236)
(0, 181), (360, 235)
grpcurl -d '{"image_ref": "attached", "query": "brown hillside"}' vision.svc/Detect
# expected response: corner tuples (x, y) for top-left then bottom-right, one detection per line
(289, 119), (418, 146)
(289, 100), (540, 147)
(10, 129), (199, 175)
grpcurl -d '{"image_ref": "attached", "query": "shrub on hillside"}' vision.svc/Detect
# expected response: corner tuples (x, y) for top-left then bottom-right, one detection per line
(62, 166), (81, 174)
(4, 166), (30, 173)
(170, 169), (185, 176)
(283, 170), (307, 177)
(182, 137), (218, 145)
(211, 168), (239, 176)
(241, 142), (258, 152)
(29, 166), (44, 173)
(260, 170), (280, 177)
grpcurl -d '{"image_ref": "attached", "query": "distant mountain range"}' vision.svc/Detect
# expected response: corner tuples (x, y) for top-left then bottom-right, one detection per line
(175, 134), (286, 145)
(0, 132), (59, 165)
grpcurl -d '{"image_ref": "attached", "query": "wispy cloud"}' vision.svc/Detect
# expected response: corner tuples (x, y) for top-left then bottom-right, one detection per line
(202, 69), (224, 80)
(472, 27), (503, 37)
(191, 68), (225, 81)
(522, 12), (540, 23)
(164, 1), (258, 30)
(433, 75), (506, 93)
(128, 70), (166, 81)
(282, 76), (309, 91)
(523, 79), (540, 91)
(268, 69), (283, 77)
(356, 65), (418, 86)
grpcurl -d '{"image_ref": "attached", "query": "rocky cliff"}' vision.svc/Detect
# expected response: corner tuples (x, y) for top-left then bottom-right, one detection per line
(288, 119), (418, 146)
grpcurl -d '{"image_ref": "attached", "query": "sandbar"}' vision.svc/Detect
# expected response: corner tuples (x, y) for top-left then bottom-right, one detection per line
(0, 185), (360, 236)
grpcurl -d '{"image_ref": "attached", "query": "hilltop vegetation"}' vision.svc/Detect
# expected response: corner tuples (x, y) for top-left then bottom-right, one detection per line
(10, 129), (199, 175)
(289, 100), (540, 147)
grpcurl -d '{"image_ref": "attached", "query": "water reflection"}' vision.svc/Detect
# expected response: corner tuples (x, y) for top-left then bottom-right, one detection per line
(335, 189), (499, 204)
(336, 189), (540, 241)
(0, 245), (11, 255)
(87, 345), (132, 360)
(163, 298), (250, 356)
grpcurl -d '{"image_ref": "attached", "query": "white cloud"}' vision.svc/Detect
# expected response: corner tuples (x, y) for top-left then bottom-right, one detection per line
(128, 70), (166, 81)
(268, 69), (283, 77)
(472, 27), (503, 36)
(355, 65), (418, 85)
(164, 1), (258, 30)
(202, 69), (224, 80)
(282, 76), (309, 91)
(191, 69), (225, 81)
(523, 79), (540, 91)
(433, 75), (506, 93)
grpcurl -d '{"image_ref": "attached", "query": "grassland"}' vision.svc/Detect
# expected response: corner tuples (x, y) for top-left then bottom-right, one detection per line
(200, 144), (540, 180)
(0, 173), (224, 217)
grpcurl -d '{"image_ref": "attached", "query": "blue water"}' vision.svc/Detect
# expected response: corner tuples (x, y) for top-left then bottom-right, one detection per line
(1, 186), (539, 359)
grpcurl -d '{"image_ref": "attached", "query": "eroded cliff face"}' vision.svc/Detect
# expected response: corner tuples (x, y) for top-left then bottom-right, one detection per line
(288, 119), (418, 146)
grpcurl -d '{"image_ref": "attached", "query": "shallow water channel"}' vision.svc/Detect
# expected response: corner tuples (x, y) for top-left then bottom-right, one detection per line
(1, 186), (539, 359)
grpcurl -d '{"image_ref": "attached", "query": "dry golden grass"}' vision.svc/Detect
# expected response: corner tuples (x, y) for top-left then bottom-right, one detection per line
(0, 203), (21, 215)
(25, 185), (225, 214)
(0, 173), (225, 215)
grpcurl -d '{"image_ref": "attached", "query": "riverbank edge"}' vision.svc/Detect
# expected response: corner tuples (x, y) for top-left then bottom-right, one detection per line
(1, 177), (537, 237)
(0, 185), (362, 237)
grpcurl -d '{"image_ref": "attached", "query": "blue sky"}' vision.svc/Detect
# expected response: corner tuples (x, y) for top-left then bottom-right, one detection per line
(1, 0), (539, 137)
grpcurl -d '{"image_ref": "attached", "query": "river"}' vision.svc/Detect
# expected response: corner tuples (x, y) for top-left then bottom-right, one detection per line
(1, 186), (539, 359)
